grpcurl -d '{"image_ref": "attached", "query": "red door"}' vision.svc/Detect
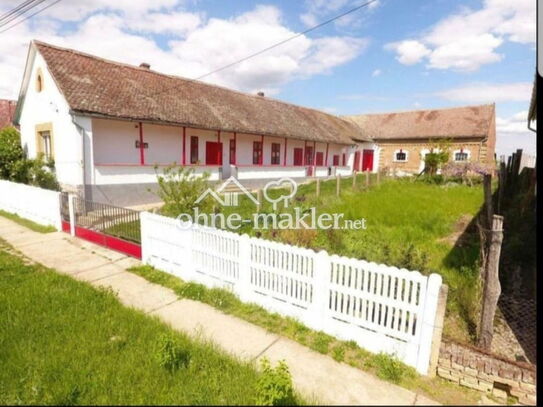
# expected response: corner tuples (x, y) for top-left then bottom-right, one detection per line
(315, 152), (324, 166)
(293, 148), (303, 166)
(206, 142), (223, 165)
(354, 151), (361, 171)
(362, 149), (374, 172)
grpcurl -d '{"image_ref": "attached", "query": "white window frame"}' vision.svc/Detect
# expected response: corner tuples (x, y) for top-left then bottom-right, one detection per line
(393, 149), (409, 162)
(453, 149), (471, 162)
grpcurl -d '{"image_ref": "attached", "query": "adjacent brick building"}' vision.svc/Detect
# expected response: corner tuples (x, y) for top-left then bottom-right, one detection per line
(0, 99), (17, 129)
(344, 104), (496, 175)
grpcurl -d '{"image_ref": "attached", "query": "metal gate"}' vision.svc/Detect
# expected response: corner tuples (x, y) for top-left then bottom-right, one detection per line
(60, 193), (142, 259)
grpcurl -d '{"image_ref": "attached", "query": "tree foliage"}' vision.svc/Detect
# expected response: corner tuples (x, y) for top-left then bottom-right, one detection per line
(155, 165), (213, 217)
(0, 127), (59, 191)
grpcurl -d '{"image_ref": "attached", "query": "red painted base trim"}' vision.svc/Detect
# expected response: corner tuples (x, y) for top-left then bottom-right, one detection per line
(61, 221), (141, 259)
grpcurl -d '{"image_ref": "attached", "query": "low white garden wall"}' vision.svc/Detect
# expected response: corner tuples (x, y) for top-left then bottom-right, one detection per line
(0, 180), (61, 230)
(141, 211), (443, 374)
(235, 166), (307, 180)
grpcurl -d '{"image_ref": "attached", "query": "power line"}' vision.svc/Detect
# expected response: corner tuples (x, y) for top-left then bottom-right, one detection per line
(0, 0), (36, 22)
(142, 0), (378, 101)
(194, 0), (378, 82)
(0, 0), (62, 34)
(0, 0), (48, 28)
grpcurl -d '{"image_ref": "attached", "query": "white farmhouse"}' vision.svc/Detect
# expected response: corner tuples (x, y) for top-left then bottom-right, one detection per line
(14, 41), (377, 206)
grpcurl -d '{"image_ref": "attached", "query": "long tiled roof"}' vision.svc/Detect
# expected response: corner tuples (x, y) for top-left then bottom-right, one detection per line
(34, 41), (367, 144)
(343, 104), (495, 140)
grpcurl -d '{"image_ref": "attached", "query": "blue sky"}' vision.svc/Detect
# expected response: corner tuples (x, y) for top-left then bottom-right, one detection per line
(0, 0), (536, 154)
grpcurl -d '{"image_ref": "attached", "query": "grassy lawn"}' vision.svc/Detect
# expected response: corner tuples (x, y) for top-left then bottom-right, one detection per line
(208, 176), (484, 343)
(128, 263), (483, 406)
(0, 209), (56, 233)
(0, 243), (288, 405)
(103, 219), (141, 243)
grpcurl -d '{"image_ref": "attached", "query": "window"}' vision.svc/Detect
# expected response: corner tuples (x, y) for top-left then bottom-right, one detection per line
(39, 131), (52, 159)
(394, 149), (408, 162)
(229, 139), (236, 165)
(454, 149), (470, 162)
(36, 69), (43, 92)
(190, 136), (198, 164)
(332, 155), (339, 166)
(305, 146), (314, 165)
(316, 152), (324, 166)
(293, 148), (303, 166)
(271, 143), (281, 165)
(253, 141), (263, 165)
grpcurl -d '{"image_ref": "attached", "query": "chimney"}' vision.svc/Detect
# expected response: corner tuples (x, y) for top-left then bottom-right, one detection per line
(139, 62), (151, 69)
(257, 91), (265, 97)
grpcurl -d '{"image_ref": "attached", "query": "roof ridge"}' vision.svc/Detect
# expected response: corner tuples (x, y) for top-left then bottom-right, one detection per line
(343, 103), (495, 118)
(31, 39), (346, 121)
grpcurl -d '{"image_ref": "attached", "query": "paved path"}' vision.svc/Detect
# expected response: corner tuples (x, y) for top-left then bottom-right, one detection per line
(0, 216), (437, 405)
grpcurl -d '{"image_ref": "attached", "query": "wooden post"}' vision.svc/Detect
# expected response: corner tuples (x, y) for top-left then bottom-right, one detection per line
(478, 215), (504, 350)
(352, 171), (357, 189)
(483, 174), (493, 231)
(316, 178), (320, 197)
(256, 189), (262, 212)
(336, 174), (341, 197)
(376, 169), (380, 185)
(497, 161), (506, 215)
(365, 170), (370, 188)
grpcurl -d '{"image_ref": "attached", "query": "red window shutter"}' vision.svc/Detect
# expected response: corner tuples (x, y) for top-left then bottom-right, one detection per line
(253, 141), (262, 165)
(342, 153), (346, 166)
(190, 136), (198, 164)
(229, 139), (236, 165)
(316, 152), (324, 166)
(271, 143), (281, 165)
(293, 148), (303, 166)
(333, 155), (339, 166)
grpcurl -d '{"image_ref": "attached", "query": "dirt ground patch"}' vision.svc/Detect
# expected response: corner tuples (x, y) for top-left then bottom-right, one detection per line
(439, 214), (474, 246)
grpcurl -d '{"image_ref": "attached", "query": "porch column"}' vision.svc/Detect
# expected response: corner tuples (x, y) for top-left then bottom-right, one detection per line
(233, 132), (237, 165)
(182, 126), (186, 165)
(138, 121), (145, 165)
(325, 143), (329, 166)
(313, 141), (316, 171)
(303, 140), (307, 165)
(284, 137), (287, 166)
(260, 134), (264, 166)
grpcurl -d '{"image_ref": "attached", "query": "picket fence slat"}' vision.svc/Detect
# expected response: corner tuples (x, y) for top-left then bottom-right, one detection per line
(140, 211), (442, 374)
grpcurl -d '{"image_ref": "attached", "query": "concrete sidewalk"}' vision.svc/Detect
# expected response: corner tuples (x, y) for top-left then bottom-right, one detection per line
(0, 216), (437, 405)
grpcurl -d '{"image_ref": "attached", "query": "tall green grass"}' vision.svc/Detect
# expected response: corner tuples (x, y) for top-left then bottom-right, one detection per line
(0, 246), (265, 405)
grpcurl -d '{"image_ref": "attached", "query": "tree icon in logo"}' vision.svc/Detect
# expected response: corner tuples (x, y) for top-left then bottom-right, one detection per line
(263, 178), (298, 210)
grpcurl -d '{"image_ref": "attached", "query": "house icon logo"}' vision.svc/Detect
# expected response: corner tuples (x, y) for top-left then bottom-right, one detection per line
(195, 176), (259, 207)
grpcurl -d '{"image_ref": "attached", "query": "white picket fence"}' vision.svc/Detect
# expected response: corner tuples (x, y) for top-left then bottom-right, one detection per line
(0, 180), (61, 230)
(141, 211), (443, 374)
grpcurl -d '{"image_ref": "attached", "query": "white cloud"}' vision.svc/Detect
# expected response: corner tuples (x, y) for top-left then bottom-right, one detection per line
(436, 82), (532, 103)
(371, 68), (381, 77)
(300, 0), (381, 29)
(385, 40), (430, 65)
(495, 110), (536, 156)
(0, 3), (368, 98)
(385, 0), (535, 71)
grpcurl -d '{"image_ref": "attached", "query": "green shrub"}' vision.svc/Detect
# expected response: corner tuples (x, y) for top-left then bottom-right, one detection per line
(373, 353), (415, 384)
(155, 334), (191, 372)
(0, 126), (24, 180)
(256, 358), (296, 406)
(155, 165), (213, 217)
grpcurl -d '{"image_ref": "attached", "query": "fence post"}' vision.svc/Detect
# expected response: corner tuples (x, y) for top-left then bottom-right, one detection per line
(365, 170), (370, 188)
(316, 178), (320, 197)
(237, 234), (252, 302)
(306, 250), (330, 331)
(139, 211), (149, 264)
(427, 284), (449, 377)
(336, 174), (341, 196)
(416, 273), (442, 375)
(352, 171), (357, 188)
(68, 193), (76, 237)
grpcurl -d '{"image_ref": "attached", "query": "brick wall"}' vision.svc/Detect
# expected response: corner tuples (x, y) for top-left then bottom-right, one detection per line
(437, 339), (536, 405)
(377, 140), (486, 174)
